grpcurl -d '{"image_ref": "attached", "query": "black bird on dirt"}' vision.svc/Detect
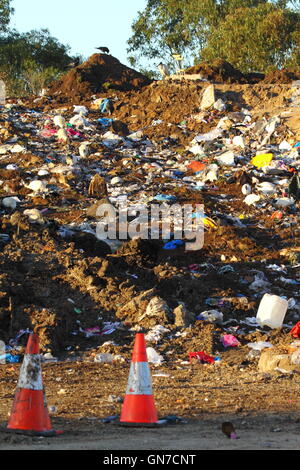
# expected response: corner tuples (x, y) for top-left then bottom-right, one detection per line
(96, 46), (110, 54)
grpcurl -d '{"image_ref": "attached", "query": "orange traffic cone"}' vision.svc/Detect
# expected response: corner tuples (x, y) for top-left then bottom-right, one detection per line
(120, 333), (158, 425)
(7, 333), (58, 436)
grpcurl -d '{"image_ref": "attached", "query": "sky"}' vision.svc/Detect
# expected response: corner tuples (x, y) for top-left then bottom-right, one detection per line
(9, 0), (147, 66)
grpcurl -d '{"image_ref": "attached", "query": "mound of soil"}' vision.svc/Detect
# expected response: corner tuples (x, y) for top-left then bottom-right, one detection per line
(48, 54), (152, 101)
(184, 59), (248, 84)
(262, 68), (300, 84)
(183, 59), (300, 85)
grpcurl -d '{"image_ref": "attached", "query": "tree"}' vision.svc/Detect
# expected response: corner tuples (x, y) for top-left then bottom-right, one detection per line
(127, 0), (300, 72)
(0, 0), (13, 32)
(0, 28), (74, 95)
(202, 3), (300, 72)
(127, 0), (218, 70)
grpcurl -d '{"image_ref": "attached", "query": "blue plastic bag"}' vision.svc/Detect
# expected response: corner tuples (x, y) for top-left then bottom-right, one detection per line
(0, 353), (21, 363)
(98, 118), (113, 127)
(163, 240), (184, 250)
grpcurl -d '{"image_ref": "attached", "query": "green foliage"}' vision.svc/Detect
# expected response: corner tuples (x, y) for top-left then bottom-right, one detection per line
(127, 0), (300, 73)
(19, 59), (63, 95)
(0, 0), (13, 32)
(0, 28), (74, 96)
(127, 0), (266, 68)
(202, 3), (300, 72)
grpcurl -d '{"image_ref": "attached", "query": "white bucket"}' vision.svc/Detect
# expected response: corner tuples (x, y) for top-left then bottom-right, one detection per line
(256, 294), (288, 329)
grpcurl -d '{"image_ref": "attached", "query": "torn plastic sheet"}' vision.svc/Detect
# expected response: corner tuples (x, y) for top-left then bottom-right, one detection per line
(80, 322), (120, 338)
(221, 334), (240, 348)
(189, 351), (215, 364)
(9, 328), (33, 347)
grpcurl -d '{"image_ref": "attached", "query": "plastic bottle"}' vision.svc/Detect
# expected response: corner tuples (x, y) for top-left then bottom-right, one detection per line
(256, 294), (288, 329)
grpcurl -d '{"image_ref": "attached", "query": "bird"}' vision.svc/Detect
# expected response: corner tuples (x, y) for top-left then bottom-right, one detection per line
(157, 62), (170, 79)
(96, 47), (110, 54)
(221, 422), (237, 439)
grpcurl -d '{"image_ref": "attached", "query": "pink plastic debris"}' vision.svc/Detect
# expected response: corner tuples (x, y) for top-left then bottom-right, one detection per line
(221, 334), (240, 348)
(39, 128), (57, 138)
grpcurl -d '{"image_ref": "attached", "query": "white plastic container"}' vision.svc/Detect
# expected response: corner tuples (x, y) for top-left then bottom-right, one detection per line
(256, 294), (288, 329)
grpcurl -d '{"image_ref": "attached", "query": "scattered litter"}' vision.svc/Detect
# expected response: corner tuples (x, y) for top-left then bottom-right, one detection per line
(221, 335), (241, 348)
(247, 341), (273, 351)
(189, 351), (215, 364)
(146, 347), (164, 365)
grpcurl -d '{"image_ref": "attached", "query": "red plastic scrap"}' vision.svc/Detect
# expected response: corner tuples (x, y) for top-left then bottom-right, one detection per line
(271, 211), (283, 220)
(189, 351), (215, 364)
(290, 322), (300, 338)
(188, 161), (206, 173)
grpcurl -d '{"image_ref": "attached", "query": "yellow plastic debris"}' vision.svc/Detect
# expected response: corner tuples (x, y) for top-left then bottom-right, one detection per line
(251, 153), (273, 168)
(203, 217), (218, 228)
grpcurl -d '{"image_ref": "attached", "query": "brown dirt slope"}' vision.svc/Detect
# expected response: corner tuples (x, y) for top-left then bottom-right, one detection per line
(48, 54), (152, 100)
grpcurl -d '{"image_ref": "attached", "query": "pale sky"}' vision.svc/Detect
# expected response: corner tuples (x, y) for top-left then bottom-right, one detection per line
(9, 0), (147, 66)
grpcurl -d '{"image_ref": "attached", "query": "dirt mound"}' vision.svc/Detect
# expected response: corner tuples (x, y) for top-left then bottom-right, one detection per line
(183, 60), (300, 85)
(48, 54), (152, 100)
(184, 59), (247, 84)
(262, 68), (300, 84)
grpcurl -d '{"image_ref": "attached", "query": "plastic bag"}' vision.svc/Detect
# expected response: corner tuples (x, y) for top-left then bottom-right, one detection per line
(290, 322), (300, 338)
(221, 335), (240, 348)
(163, 240), (184, 250)
(189, 351), (215, 364)
(251, 153), (273, 168)
(146, 347), (164, 365)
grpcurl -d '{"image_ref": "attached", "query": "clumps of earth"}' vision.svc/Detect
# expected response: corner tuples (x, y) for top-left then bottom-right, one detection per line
(48, 53), (152, 102)
(47, 55), (300, 107)
(184, 58), (300, 85)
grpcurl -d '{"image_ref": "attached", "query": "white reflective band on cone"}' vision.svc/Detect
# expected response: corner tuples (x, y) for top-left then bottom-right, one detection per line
(125, 362), (153, 395)
(17, 355), (43, 390)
